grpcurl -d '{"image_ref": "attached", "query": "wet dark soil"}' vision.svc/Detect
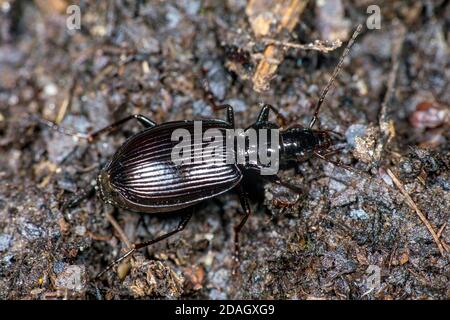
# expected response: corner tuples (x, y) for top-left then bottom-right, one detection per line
(0, 0), (448, 299)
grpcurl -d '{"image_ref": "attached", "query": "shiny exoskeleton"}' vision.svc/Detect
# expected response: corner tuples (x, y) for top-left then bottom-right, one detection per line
(45, 25), (361, 279)
(91, 103), (335, 279)
(97, 105), (331, 215)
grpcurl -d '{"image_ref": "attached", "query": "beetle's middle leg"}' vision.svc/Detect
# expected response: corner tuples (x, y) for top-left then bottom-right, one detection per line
(95, 209), (193, 280)
(201, 79), (235, 127)
(232, 185), (252, 275)
(255, 103), (287, 128)
(60, 185), (96, 215)
(210, 104), (235, 127)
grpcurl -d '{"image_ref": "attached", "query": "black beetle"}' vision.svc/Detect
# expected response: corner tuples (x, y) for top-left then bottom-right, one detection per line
(41, 26), (362, 279)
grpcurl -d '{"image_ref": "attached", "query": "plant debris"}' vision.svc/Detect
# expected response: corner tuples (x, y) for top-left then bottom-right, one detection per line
(0, 0), (448, 300)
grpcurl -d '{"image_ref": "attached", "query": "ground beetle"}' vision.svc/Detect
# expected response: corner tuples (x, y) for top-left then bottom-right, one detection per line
(41, 26), (362, 279)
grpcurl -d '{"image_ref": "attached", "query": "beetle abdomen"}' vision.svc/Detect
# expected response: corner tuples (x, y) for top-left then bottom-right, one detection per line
(100, 121), (242, 213)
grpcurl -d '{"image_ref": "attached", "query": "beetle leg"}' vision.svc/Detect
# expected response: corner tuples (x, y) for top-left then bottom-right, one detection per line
(202, 79), (235, 127)
(34, 113), (157, 143)
(60, 185), (96, 215)
(255, 103), (287, 128)
(133, 210), (193, 250)
(225, 105), (235, 128)
(313, 151), (357, 173)
(232, 185), (252, 275)
(262, 174), (304, 195)
(95, 210), (193, 280)
(86, 114), (157, 142)
(212, 104), (235, 128)
(246, 165), (304, 195)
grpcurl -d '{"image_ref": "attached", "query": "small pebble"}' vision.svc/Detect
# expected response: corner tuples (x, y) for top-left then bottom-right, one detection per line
(204, 60), (228, 101)
(55, 265), (87, 292)
(345, 124), (367, 148)
(43, 83), (58, 96)
(0, 234), (12, 251)
(349, 209), (369, 220)
(74, 225), (86, 236)
(53, 261), (67, 274)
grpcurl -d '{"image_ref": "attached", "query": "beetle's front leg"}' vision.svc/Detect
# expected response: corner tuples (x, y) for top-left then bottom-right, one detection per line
(202, 79), (235, 127)
(246, 165), (304, 195)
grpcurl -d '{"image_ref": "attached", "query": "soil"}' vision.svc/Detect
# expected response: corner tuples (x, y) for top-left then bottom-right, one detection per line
(0, 0), (448, 299)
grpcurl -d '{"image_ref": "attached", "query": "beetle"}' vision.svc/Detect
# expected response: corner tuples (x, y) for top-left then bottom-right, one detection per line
(40, 25), (362, 279)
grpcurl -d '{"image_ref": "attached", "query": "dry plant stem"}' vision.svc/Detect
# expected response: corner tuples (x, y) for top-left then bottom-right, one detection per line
(437, 222), (446, 239)
(34, 0), (68, 14)
(250, 0), (309, 92)
(374, 22), (406, 163)
(105, 210), (132, 249)
(87, 231), (113, 242)
(55, 78), (77, 124)
(261, 38), (342, 52)
(386, 169), (446, 256)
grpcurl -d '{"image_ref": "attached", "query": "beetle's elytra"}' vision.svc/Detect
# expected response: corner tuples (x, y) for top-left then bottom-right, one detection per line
(41, 25), (362, 279)
(98, 120), (241, 213)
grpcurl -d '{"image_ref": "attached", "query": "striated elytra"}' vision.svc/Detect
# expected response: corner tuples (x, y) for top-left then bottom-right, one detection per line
(97, 120), (241, 214)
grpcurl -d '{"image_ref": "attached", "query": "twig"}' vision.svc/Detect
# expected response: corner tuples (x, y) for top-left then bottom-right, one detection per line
(86, 231), (113, 242)
(386, 168), (445, 256)
(249, 0), (309, 92)
(55, 78), (77, 124)
(34, 0), (68, 14)
(437, 222), (447, 239)
(373, 22), (406, 164)
(261, 38), (342, 52)
(105, 210), (132, 248)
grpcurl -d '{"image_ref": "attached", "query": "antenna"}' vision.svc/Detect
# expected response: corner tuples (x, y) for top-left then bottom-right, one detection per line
(309, 24), (363, 128)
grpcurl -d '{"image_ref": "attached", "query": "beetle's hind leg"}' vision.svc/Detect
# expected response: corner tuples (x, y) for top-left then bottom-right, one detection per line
(85, 114), (156, 142)
(34, 114), (157, 143)
(95, 209), (193, 280)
